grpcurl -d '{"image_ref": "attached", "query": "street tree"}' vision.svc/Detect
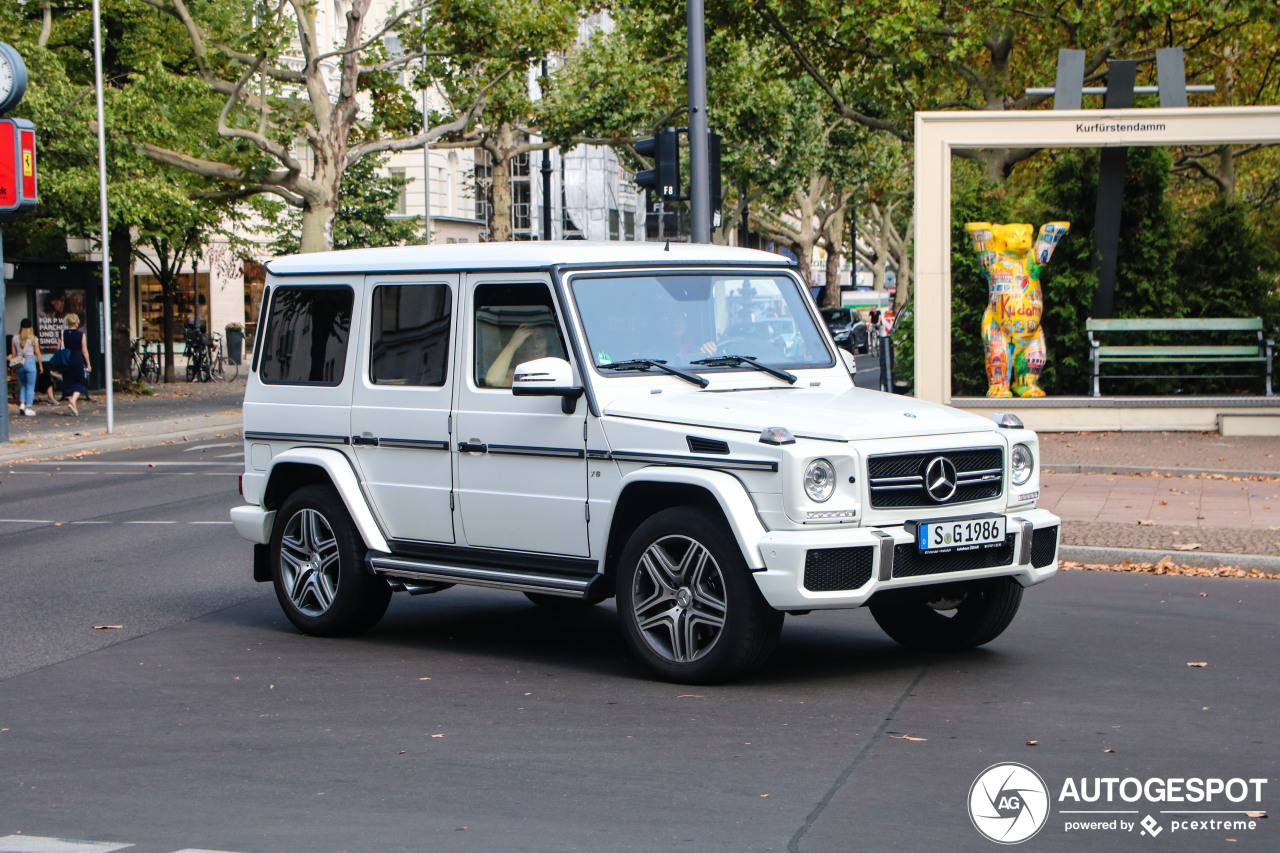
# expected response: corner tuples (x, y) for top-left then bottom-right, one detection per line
(135, 0), (495, 253)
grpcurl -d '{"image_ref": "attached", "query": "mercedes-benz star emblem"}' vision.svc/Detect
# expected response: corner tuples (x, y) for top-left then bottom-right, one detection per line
(924, 456), (958, 502)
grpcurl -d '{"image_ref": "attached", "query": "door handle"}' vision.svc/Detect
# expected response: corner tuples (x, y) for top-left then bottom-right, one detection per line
(457, 441), (488, 453)
(352, 435), (379, 447)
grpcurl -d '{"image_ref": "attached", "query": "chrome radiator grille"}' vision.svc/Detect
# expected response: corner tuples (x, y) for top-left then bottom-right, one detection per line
(867, 447), (1004, 509)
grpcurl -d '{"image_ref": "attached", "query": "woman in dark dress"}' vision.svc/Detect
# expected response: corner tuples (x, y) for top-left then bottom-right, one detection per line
(60, 312), (91, 416)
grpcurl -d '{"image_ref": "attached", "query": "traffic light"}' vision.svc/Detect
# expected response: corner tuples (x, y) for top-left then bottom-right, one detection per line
(634, 128), (679, 199)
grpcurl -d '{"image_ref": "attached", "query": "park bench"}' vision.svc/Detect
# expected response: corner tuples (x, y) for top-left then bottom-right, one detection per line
(1087, 317), (1273, 397)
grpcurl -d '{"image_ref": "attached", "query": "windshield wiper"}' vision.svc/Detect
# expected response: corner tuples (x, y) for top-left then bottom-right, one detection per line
(599, 358), (709, 388)
(691, 354), (797, 385)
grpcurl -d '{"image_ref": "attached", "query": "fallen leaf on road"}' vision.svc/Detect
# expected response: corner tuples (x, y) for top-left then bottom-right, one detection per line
(1160, 500), (1169, 505)
(1104, 748), (1115, 753)
(676, 694), (704, 699)
(889, 734), (928, 742)
(93, 625), (123, 630)
(1026, 740), (1039, 746)
(1187, 662), (1208, 667)
(1246, 812), (1267, 818)
(430, 733), (444, 738)
(1136, 518), (1157, 525)
(1200, 592), (1208, 597)
(1171, 543), (1202, 551)
(761, 794), (770, 798)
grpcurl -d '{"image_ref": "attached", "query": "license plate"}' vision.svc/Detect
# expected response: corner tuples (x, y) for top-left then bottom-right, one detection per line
(917, 516), (1006, 553)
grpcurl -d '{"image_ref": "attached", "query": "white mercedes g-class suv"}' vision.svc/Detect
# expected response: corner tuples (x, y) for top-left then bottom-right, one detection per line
(232, 242), (1058, 683)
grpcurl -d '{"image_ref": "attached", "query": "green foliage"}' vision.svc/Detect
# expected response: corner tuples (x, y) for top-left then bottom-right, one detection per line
(265, 156), (422, 255)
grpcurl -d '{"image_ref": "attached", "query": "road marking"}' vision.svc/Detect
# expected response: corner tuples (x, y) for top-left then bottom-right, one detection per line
(0, 519), (231, 526)
(20, 461), (239, 468)
(183, 443), (238, 452)
(0, 839), (247, 853)
(0, 836), (132, 852)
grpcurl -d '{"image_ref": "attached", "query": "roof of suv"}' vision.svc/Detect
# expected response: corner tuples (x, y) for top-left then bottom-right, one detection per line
(265, 240), (795, 276)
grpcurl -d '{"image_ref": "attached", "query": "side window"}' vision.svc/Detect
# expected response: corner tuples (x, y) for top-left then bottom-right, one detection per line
(473, 282), (567, 388)
(370, 284), (451, 386)
(259, 286), (354, 385)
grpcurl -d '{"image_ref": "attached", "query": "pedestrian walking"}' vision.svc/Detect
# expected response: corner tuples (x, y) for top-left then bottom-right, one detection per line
(59, 313), (91, 416)
(8, 318), (42, 417)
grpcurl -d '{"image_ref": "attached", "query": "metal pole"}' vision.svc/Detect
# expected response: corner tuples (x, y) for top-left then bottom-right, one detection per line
(92, 0), (114, 433)
(1, 230), (7, 443)
(686, 0), (710, 244)
(540, 60), (553, 241)
(422, 88), (431, 243)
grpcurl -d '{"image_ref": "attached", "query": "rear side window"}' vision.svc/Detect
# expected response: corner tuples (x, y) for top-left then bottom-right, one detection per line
(259, 286), (354, 385)
(370, 283), (452, 386)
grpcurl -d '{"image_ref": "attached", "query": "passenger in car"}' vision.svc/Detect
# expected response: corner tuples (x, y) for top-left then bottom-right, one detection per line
(484, 323), (552, 387)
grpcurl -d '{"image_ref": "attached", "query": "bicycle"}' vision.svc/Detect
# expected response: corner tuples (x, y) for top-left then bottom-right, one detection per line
(131, 337), (161, 383)
(207, 332), (238, 382)
(184, 327), (211, 382)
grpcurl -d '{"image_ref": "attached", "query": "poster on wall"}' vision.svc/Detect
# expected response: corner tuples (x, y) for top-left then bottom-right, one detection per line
(35, 287), (87, 352)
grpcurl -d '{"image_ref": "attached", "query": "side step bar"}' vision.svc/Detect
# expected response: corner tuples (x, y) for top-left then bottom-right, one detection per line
(369, 554), (610, 601)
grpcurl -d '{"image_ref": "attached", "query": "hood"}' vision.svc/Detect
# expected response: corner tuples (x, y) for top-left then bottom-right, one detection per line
(602, 386), (1000, 442)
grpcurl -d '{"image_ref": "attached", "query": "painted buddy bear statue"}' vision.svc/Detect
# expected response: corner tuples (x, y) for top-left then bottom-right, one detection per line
(964, 221), (1070, 397)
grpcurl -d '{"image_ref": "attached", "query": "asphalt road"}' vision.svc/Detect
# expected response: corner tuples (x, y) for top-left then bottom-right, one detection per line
(1, 439), (1276, 853)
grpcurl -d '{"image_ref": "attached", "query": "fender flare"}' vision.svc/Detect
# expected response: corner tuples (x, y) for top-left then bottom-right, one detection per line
(265, 446), (390, 554)
(606, 466), (769, 569)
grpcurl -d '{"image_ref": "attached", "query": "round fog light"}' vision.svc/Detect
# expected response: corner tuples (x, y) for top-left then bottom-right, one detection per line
(1011, 443), (1034, 485)
(804, 459), (836, 502)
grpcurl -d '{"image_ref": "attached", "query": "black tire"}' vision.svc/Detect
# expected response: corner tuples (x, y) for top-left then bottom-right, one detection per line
(270, 484), (391, 637)
(616, 506), (784, 684)
(523, 591), (600, 609)
(869, 577), (1023, 651)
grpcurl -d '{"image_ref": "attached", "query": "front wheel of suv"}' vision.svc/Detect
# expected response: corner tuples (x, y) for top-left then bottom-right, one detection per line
(869, 577), (1023, 651)
(616, 506), (783, 684)
(270, 485), (391, 637)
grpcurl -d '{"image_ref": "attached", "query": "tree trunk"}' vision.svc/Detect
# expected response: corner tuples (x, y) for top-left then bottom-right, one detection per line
(162, 280), (177, 383)
(485, 124), (517, 242)
(823, 244), (842, 308)
(109, 224), (134, 383)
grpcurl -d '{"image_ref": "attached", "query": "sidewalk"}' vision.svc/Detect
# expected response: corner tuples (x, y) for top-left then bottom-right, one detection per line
(1, 374), (245, 464)
(1039, 431), (1280, 571)
(4, 383), (1278, 570)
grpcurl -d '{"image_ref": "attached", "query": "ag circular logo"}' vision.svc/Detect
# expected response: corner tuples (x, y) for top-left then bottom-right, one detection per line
(969, 762), (1050, 844)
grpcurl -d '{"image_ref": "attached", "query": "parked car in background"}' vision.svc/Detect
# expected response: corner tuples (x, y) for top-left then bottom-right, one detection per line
(820, 307), (870, 354)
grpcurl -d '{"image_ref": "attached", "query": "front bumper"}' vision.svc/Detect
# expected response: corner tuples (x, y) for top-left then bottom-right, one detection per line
(751, 508), (1060, 610)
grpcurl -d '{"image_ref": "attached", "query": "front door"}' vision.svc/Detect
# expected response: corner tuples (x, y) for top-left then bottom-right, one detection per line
(349, 276), (457, 544)
(453, 275), (589, 556)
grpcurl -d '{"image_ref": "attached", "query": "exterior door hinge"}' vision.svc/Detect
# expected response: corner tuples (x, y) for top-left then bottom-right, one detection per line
(449, 492), (455, 511)
(448, 415), (453, 435)
(584, 502), (590, 522)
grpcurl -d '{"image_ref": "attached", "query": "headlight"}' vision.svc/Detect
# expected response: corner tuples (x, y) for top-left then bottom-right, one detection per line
(804, 458), (836, 502)
(1011, 443), (1034, 485)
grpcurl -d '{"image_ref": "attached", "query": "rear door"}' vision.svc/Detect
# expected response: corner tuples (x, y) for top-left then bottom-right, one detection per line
(349, 276), (458, 544)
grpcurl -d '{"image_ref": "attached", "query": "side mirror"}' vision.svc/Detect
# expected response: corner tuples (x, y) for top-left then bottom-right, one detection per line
(839, 348), (858, 376)
(512, 357), (585, 414)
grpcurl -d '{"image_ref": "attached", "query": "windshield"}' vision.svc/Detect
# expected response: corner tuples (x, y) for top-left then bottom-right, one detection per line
(820, 308), (853, 327)
(570, 271), (834, 371)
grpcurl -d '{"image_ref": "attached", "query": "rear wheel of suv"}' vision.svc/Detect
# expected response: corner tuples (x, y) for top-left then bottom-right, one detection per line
(270, 485), (391, 637)
(869, 577), (1023, 651)
(616, 506), (784, 684)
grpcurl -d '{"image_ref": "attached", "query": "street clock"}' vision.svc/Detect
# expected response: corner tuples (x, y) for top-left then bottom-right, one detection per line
(0, 42), (28, 114)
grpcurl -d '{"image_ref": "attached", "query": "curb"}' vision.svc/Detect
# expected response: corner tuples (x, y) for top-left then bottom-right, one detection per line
(1059, 545), (1280, 573)
(1045, 464), (1280, 479)
(0, 415), (242, 464)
